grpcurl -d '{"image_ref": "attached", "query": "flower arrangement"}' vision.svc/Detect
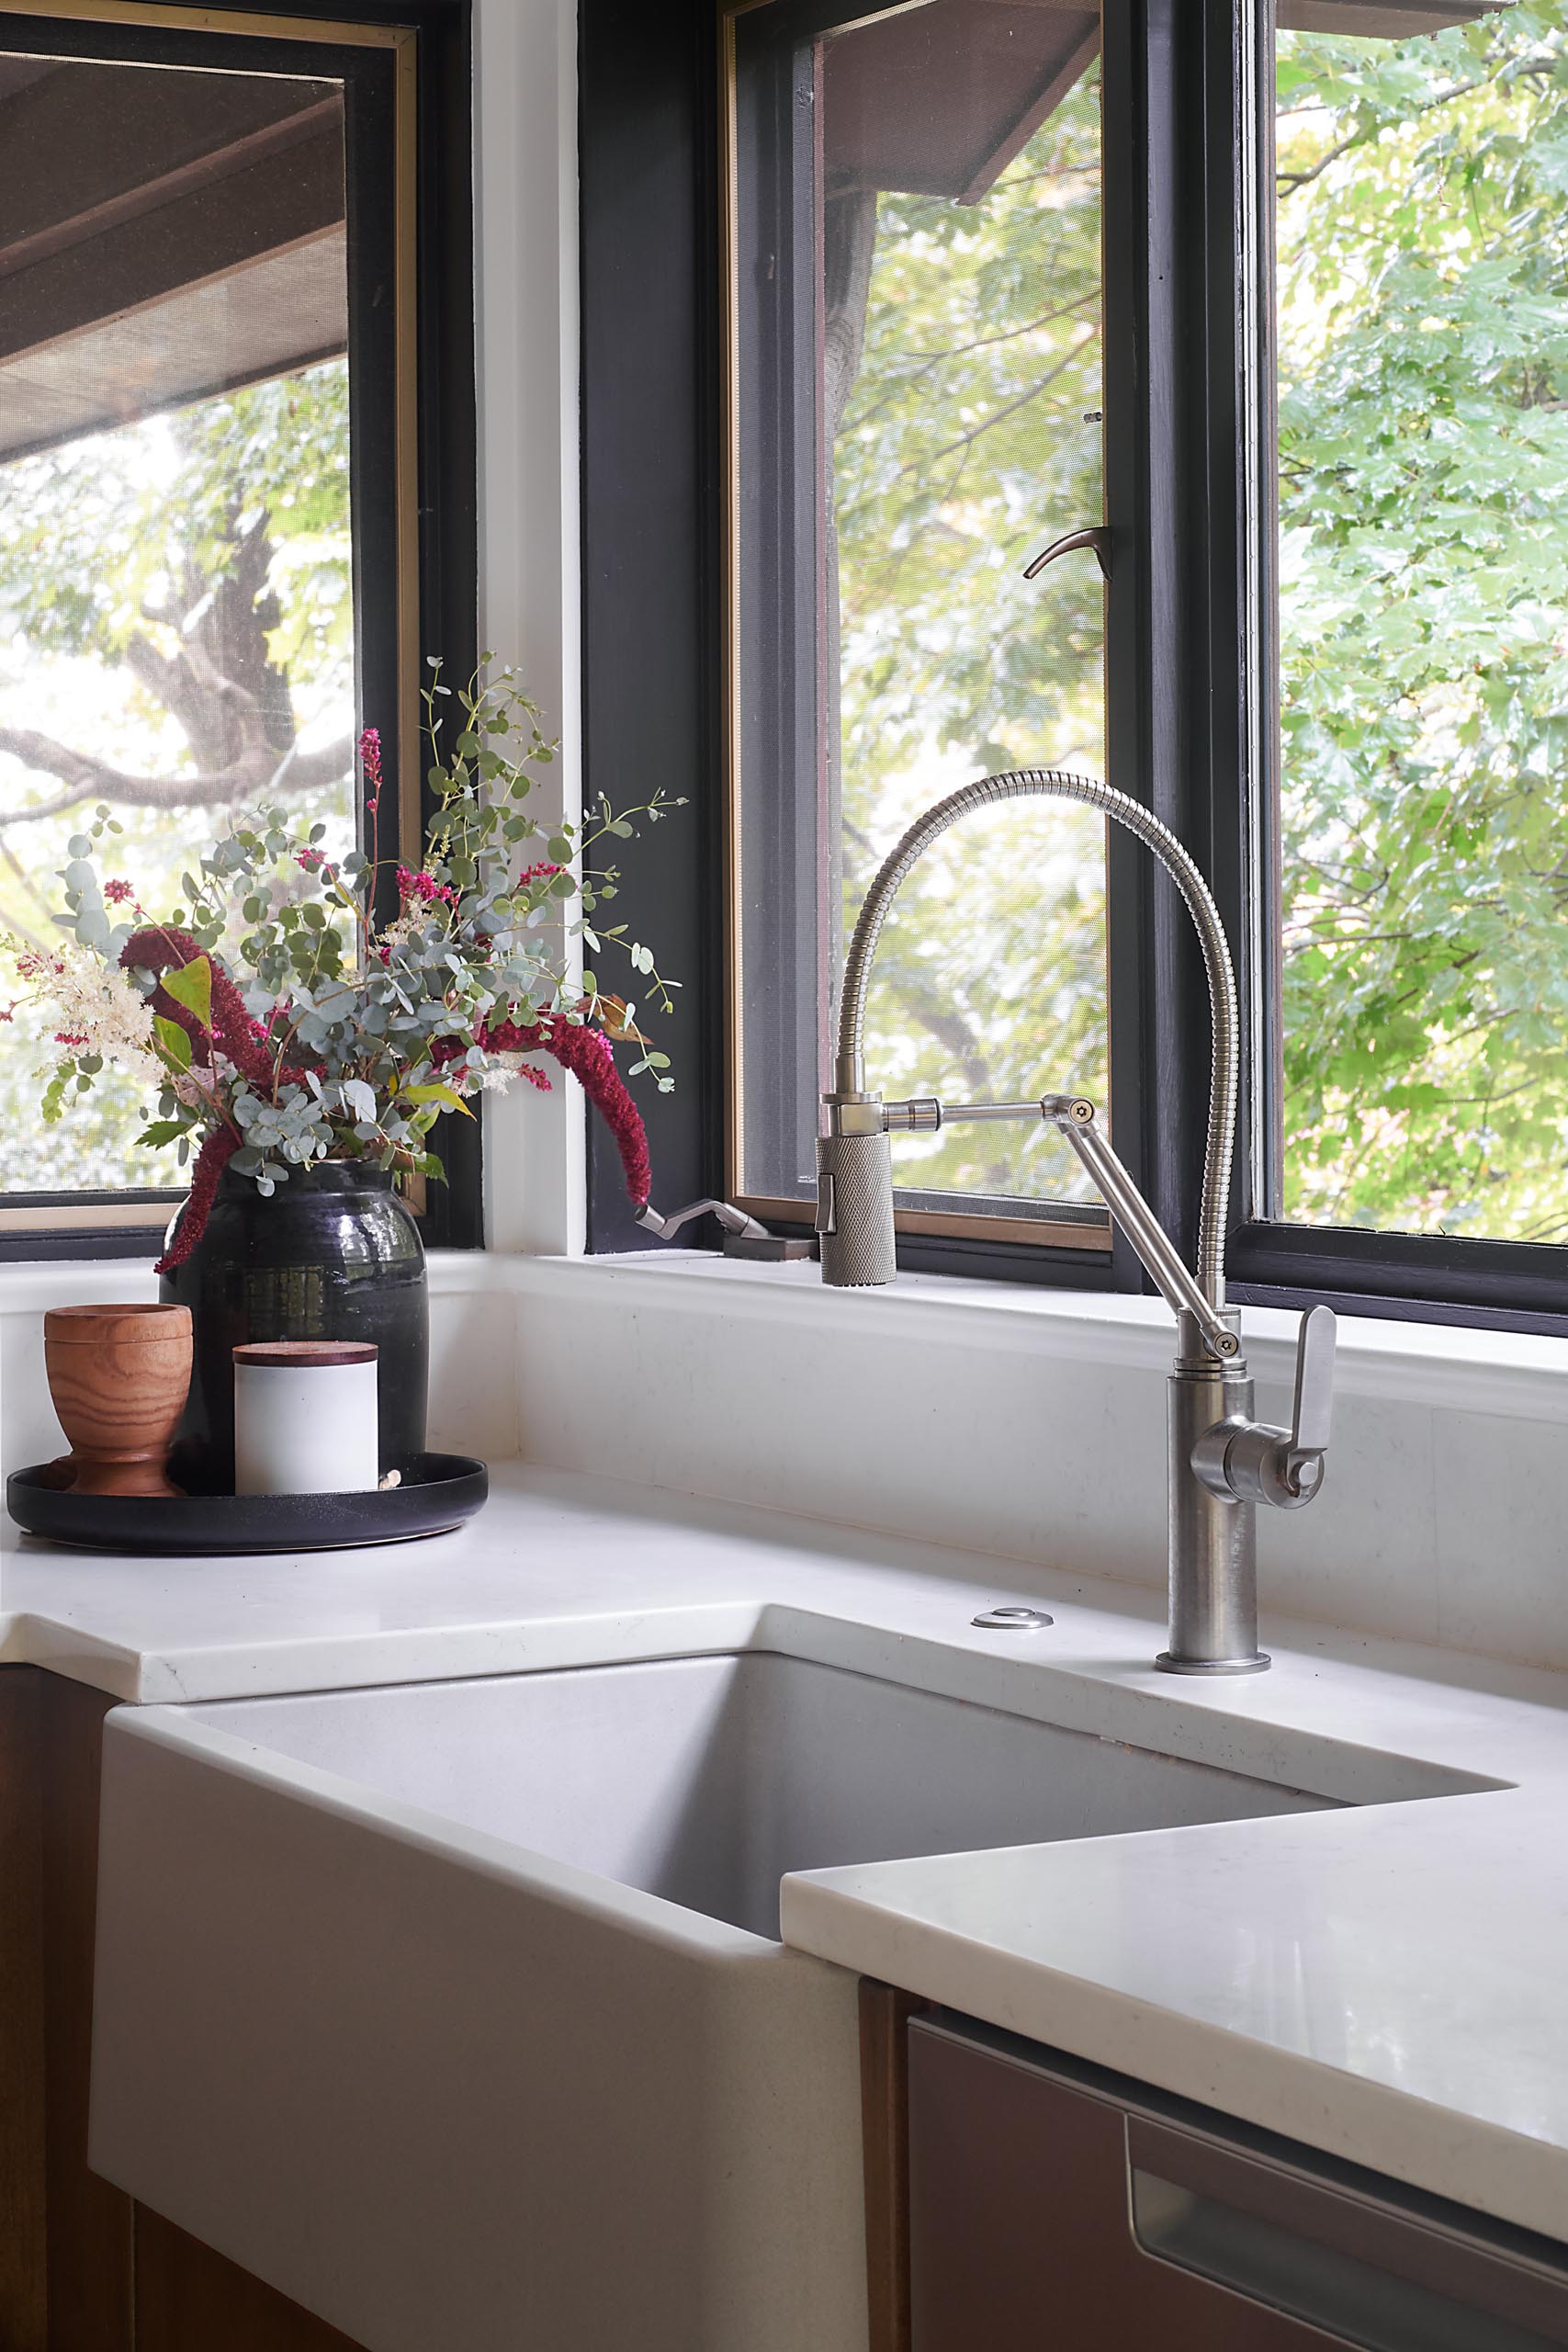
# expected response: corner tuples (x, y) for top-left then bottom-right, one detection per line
(7, 660), (681, 1271)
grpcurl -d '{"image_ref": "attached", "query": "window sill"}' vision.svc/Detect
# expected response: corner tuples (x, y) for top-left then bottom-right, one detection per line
(499, 1248), (1568, 1425)
(0, 1249), (498, 1320)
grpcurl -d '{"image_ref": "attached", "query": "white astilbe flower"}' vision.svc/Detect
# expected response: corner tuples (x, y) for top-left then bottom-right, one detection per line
(17, 944), (163, 1089)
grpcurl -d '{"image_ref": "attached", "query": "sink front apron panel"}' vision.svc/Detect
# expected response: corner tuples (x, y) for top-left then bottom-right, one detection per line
(88, 1651), (1405, 2352)
(88, 1704), (867, 2352)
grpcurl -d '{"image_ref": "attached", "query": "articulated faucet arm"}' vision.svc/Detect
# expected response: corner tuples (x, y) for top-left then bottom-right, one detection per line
(1055, 1110), (1240, 1361)
(876, 1089), (1239, 1360)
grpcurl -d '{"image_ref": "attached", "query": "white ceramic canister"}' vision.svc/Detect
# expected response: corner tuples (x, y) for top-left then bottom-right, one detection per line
(232, 1341), (379, 1495)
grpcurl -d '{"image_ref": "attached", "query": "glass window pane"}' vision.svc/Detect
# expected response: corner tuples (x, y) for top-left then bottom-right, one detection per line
(734, 0), (1108, 1226)
(1273, 0), (1568, 1241)
(0, 53), (355, 1195)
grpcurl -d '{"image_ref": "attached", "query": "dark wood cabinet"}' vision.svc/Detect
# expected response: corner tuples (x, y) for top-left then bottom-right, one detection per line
(903, 2016), (1568, 2352)
(0, 1665), (367, 2352)
(0, 1664), (48, 2352)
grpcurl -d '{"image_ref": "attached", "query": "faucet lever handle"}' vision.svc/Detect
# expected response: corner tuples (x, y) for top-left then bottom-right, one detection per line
(1190, 1302), (1337, 1510)
(1290, 1304), (1337, 1466)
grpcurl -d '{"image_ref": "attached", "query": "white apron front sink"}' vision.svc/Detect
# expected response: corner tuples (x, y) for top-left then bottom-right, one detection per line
(87, 1646), (1459, 2352)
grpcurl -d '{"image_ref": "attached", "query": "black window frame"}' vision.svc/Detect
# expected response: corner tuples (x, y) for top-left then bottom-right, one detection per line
(0, 0), (479, 1261)
(581, 0), (1568, 1339)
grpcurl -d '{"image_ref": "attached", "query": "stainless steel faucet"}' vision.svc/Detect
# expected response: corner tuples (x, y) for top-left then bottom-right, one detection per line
(816, 766), (1336, 1674)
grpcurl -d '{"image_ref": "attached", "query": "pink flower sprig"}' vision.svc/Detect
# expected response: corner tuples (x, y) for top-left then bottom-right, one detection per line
(397, 865), (458, 908)
(517, 861), (563, 889)
(358, 727), (383, 811)
(360, 727), (385, 938)
(103, 878), (136, 905)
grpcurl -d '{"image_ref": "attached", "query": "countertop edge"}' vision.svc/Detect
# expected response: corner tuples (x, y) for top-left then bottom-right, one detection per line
(780, 1876), (1568, 2247)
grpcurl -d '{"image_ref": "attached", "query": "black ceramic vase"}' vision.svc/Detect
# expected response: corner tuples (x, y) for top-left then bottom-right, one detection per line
(159, 1163), (428, 1494)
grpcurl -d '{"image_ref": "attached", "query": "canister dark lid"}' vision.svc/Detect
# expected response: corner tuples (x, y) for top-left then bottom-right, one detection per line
(231, 1341), (378, 1367)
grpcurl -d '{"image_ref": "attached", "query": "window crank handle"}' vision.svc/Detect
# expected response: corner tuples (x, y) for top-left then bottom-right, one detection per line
(1021, 526), (1111, 582)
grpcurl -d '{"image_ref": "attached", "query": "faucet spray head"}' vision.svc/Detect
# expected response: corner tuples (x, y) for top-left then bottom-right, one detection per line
(816, 1094), (897, 1286)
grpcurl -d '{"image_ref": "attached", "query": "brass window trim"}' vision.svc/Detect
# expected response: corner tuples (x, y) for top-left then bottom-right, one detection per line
(0, 1199), (177, 1232)
(717, 0), (1111, 1261)
(0, 0), (423, 1244)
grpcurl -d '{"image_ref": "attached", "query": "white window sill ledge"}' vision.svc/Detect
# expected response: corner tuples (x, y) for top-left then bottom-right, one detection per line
(497, 1248), (1568, 1424)
(0, 1248), (500, 1319)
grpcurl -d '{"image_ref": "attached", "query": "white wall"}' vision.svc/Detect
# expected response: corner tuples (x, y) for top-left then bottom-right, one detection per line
(503, 1255), (1568, 1678)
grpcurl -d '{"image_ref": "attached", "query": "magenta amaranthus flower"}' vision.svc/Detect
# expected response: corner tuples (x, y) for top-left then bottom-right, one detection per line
(467, 1014), (651, 1206)
(159, 1128), (241, 1272)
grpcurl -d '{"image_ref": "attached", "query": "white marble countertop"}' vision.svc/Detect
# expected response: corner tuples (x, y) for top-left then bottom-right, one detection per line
(5, 1462), (1568, 2245)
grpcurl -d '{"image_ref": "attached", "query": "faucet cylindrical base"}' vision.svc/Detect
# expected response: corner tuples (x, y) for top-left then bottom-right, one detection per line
(1161, 1354), (1269, 1673)
(1155, 1648), (1270, 1676)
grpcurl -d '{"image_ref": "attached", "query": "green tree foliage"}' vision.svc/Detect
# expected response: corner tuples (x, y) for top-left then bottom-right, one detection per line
(0, 361), (355, 1190)
(1278, 3), (1568, 1238)
(834, 75), (1110, 1203)
(836, 5), (1568, 1240)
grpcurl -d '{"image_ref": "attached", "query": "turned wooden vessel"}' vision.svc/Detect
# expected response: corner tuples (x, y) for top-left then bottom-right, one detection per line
(43, 1303), (194, 1499)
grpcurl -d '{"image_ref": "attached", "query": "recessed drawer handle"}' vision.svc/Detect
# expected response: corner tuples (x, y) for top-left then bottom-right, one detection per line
(1131, 2166), (1562, 2351)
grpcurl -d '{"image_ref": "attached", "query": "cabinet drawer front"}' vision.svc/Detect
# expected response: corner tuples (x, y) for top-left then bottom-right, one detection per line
(907, 2023), (1568, 2352)
(1128, 2113), (1568, 2346)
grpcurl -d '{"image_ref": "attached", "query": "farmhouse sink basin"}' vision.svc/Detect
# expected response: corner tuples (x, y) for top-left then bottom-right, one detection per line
(88, 1646), (1474, 2352)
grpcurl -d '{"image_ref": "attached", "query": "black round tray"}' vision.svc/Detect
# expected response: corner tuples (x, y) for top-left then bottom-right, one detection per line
(5, 1452), (489, 1555)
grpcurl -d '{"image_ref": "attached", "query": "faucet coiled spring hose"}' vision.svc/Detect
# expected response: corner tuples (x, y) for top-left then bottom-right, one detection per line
(833, 769), (1238, 1306)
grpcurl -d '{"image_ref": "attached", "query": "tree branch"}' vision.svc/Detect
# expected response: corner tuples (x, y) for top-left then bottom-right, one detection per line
(1277, 74), (1491, 200)
(842, 293), (1100, 435)
(887, 342), (1093, 483)
(0, 727), (355, 826)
